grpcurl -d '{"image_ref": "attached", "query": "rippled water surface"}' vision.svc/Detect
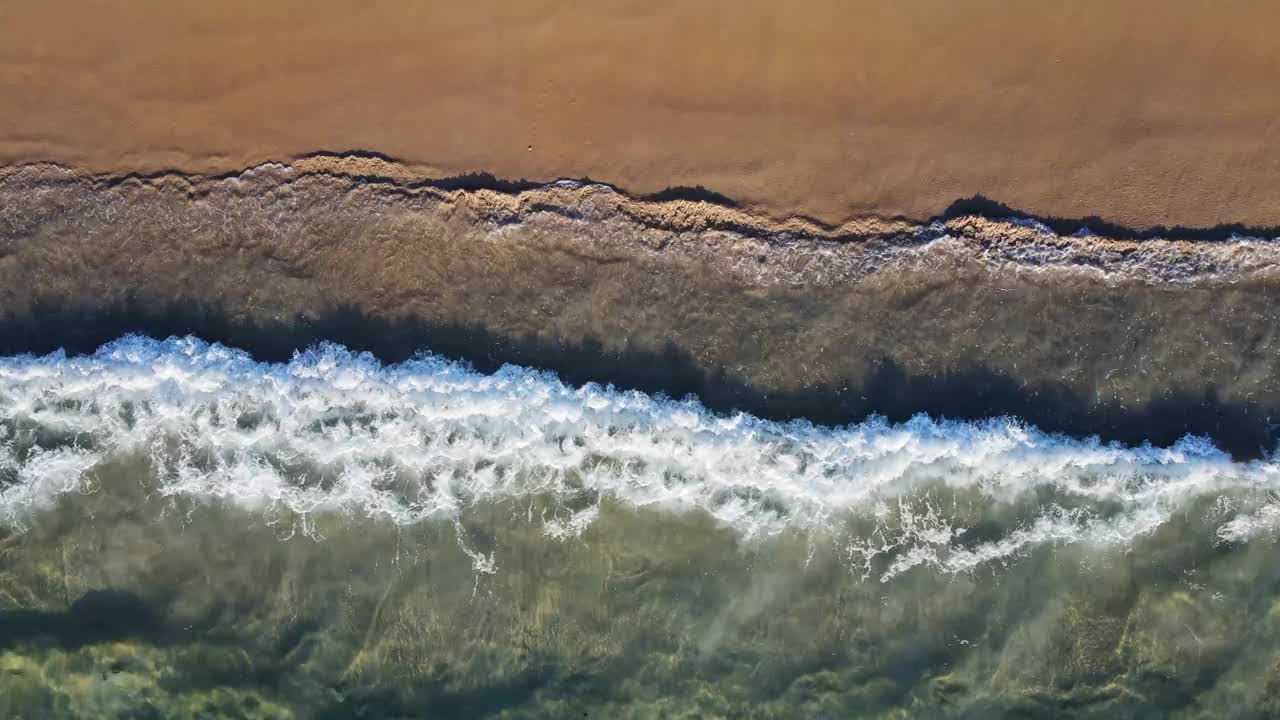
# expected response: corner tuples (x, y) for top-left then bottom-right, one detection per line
(3, 164), (1280, 717)
(0, 338), (1278, 718)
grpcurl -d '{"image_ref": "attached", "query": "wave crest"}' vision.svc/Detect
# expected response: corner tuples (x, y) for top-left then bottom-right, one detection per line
(1, 335), (1276, 580)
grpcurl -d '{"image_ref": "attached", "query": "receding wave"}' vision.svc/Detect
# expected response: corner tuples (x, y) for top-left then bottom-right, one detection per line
(1, 335), (1277, 581)
(5, 160), (1280, 287)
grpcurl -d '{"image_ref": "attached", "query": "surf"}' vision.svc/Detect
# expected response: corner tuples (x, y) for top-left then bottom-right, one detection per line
(1, 335), (1276, 581)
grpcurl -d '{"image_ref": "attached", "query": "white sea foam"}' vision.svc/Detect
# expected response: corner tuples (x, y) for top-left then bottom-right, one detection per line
(0, 336), (1276, 580)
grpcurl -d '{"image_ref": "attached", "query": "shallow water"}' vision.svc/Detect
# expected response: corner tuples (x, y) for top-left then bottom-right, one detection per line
(4, 163), (1280, 717)
(1, 338), (1280, 718)
(3, 165), (1280, 459)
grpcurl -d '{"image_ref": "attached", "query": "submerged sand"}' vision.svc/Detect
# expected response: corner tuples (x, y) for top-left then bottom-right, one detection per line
(2, 159), (1279, 458)
(2, 1), (1280, 229)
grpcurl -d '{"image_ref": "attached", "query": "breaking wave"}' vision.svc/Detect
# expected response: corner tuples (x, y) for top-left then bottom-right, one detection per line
(1, 336), (1277, 580)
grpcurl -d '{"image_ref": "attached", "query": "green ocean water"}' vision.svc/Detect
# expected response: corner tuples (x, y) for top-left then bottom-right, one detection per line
(3, 453), (1280, 719)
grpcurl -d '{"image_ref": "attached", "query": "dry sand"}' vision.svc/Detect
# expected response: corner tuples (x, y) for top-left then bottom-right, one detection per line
(2, 1), (1279, 228)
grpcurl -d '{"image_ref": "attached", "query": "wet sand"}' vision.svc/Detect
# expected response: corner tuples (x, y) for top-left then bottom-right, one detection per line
(3, 1), (1280, 229)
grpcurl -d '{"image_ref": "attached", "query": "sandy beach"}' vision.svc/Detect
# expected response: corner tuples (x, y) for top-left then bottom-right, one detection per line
(2, 0), (1279, 229)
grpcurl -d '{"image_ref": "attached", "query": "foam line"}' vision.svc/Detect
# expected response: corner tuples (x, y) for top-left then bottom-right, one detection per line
(0, 336), (1275, 579)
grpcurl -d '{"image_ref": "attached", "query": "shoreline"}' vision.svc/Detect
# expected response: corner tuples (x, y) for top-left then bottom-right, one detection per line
(6, 4), (1280, 716)
(6, 157), (1280, 247)
(4, 2), (1280, 229)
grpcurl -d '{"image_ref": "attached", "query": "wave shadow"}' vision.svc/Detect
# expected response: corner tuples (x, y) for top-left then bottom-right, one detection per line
(0, 589), (162, 651)
(941, 195), (1280, 242)
(0, 296), (1275, 460)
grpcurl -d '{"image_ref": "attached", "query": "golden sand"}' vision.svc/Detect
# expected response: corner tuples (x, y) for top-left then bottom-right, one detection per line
(2, 1), (1279, 229)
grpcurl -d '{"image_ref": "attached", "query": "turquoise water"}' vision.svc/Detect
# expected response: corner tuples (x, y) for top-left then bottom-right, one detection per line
(1, 338), (1279, 718)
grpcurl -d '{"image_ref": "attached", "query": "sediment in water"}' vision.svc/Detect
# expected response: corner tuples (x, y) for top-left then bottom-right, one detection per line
(2, 158), (1279, 456)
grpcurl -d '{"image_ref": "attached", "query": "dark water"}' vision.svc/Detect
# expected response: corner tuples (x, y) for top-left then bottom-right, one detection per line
(1, 163), (1280, 718)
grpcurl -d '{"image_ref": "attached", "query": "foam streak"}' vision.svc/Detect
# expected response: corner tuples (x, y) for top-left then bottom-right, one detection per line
(0, 336), (1275, 578)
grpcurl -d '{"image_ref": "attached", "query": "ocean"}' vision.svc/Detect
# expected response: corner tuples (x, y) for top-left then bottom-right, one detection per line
(0, 336), (1278, 717)
(2, 162), (1280, 717)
